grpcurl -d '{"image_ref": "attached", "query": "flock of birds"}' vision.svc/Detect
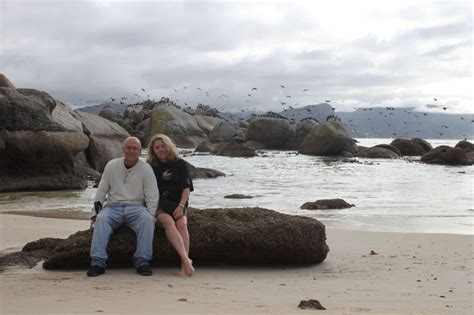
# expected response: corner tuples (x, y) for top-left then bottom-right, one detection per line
(75, 85), (472, 140)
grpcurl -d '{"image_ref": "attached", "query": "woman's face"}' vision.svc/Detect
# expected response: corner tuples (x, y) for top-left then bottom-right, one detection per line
(153, 139), (168, 162)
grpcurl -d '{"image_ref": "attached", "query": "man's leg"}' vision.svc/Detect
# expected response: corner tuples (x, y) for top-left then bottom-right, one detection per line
(90, 205), (124, 268)
(124, 205), (155, 268)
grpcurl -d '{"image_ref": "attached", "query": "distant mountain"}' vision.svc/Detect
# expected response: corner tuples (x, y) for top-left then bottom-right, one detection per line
(337, 107), (473, 140)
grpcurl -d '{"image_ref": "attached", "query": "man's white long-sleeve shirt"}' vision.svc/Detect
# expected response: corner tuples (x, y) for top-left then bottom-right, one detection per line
(94, 158), (159, 216)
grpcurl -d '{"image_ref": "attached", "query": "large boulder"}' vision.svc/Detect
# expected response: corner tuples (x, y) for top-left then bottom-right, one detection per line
(390, 138), (432, 156)
(301, 199), (354, 210)
(193, 115), (224, 135)
(0, 87), (90, 191)
(69, 110), (130, 172)
(194, 140), (217, 153)
(99, 105), (119, 122)
(420, 146), (472, 166)
(0, 88), (64, 132)
(0, 73), (16, 88)
(148, 103), (208, 148)
(246, 117), (292, 149)
(24, 208), (329, 269)
(184, 160), (226, 179)
(213, 139), (257, 157)
(299, 120), (356, 156)
(455, 140), (474, 153)
(209, 121), (245, 143)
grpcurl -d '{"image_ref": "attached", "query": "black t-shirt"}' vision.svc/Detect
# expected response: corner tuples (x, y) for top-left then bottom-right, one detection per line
(152, 158), (194, 202)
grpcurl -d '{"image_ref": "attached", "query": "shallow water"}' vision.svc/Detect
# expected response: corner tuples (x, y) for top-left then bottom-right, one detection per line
(0, 138), (473, 235)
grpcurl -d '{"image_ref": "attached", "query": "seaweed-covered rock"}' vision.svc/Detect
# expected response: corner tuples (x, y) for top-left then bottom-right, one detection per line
(390, 138), (432, 156)
(301, 199), (355, 210)
(420, 146), (472, 166)
(455, 140), (474, 153)
(35, 208), (329, 269)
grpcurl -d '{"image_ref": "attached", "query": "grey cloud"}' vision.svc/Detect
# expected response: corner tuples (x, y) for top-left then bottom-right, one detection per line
(1, 1), (472, 113)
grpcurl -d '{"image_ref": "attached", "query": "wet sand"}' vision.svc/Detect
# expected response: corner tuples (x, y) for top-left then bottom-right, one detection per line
(0, 213), (472, 314)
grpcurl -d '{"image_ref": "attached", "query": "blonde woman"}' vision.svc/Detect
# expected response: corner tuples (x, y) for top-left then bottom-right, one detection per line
(146, 134), (194, 277)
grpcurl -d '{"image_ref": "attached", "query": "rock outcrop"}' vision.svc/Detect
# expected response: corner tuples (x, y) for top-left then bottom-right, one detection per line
(0, 87), (90, 191)
(420, 146), (472, 166)
(17, 208), (329, 268)
(185, 160), (226, 179)
(301, 198), (354, 210)
(390, 138), (432, 156)
(148, 102), (224, 148)
(67, 110), (130, 172)
(209, 121), (244, 143)
(246, 117), (292, 149)
(213, 139), (257, 157)
(299, 120), (356, 156)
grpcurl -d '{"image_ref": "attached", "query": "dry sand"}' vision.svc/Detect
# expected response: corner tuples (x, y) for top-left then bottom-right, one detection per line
(0, 213), (472, 314)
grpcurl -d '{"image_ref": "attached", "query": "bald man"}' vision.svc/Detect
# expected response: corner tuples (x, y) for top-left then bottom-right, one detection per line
(88, 137), (159, 277)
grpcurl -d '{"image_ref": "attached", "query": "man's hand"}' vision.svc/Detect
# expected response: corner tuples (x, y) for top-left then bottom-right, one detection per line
(90, 215), (97, 229)
(94, 201), (102, 214)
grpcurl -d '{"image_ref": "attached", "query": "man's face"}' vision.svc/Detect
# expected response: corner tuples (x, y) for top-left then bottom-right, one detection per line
(122, 138), (141, 162)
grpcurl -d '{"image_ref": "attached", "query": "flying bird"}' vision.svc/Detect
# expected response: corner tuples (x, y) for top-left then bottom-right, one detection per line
(280, 85), (286, 88)
(325, 99), (331, 103)
(302, 89), (309, 92)
(141, 88), (146, 92)
(433, 97), (437, 101)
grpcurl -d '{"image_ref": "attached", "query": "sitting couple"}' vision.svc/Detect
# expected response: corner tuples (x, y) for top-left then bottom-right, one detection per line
(87, 135), (194, 278)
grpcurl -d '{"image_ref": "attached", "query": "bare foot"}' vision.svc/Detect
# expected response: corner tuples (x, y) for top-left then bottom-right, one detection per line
(180, 258), (194, 277)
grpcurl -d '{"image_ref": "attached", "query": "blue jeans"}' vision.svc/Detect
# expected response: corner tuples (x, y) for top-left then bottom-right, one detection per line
(90, 203), (155, 268)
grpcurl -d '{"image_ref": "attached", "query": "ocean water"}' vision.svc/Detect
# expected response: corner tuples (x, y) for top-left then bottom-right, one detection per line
(0, 139), (472, 235)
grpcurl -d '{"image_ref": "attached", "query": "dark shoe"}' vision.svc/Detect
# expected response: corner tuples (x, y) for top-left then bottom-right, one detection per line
(87, 265), (105, 277)
(137, 264), (153, 276)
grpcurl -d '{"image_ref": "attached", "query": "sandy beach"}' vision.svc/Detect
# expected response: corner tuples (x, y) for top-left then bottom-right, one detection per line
(0, 213), (472, 314)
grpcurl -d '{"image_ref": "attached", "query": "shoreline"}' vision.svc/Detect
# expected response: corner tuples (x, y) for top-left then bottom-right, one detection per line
(2, 209), (473, 236)
(0, 213), (472, 314)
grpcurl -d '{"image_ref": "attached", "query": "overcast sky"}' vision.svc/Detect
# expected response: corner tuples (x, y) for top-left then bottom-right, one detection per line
(1, 0), (472, 113)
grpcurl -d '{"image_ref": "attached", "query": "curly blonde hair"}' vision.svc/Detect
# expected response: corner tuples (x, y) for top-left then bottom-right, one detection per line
(146, 134), (179, 165)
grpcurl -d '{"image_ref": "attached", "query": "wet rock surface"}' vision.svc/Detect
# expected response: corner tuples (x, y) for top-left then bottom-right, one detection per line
(301, 198), (355, 210)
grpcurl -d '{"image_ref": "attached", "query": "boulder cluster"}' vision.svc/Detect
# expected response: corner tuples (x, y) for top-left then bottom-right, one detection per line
(357, 138), (474, 165)
(2, 73), (471, 193)
(0, 75), (223, 192)
(106, 97), (473, 165)
(0, 75), (127, 191)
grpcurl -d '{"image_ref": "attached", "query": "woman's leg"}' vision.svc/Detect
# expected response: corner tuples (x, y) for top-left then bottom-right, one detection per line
(175, 215), (189, 256)
(176, 216), (190, 255)
(157, 213), (194, 277)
